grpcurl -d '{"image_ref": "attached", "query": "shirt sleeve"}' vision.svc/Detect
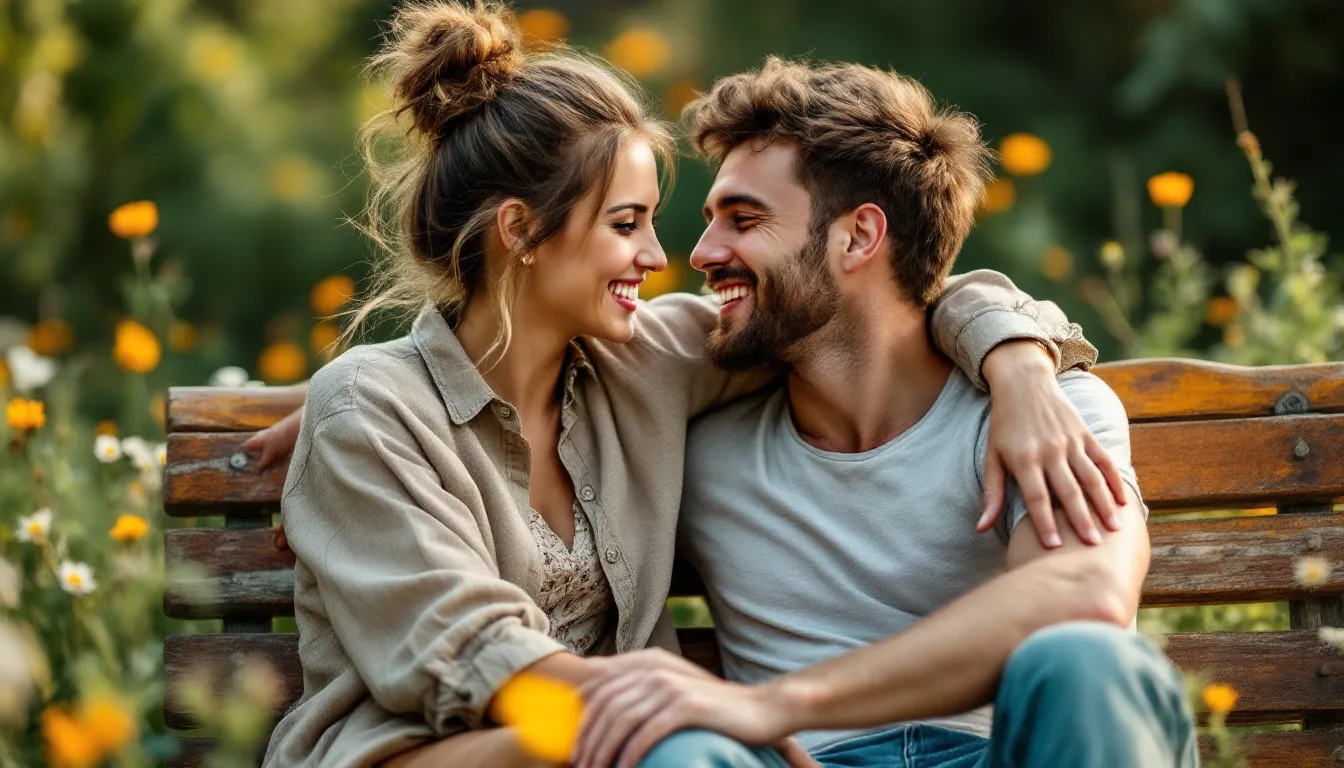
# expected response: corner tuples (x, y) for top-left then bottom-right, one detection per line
(281, 388), (564, 734)
(930, 270), (1099, 391)
(976, 371), (1148, 543)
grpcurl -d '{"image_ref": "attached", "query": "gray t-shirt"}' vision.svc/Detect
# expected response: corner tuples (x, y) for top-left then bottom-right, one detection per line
(678, 369), (1139, 751)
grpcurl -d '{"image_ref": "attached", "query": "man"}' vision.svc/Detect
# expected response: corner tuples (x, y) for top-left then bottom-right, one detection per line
(573, 58), (1197, 768)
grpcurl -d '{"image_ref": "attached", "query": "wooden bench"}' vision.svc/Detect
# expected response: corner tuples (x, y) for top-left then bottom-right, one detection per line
(162, 359), (1344, 767)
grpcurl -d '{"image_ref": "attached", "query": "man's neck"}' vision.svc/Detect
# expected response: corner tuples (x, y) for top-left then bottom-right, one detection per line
(785, 301), (953, 454)
(455, 298), (571, 419)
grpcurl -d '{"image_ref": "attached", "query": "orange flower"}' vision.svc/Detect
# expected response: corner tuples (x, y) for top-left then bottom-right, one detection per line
(1205, 297), (1239, 327)
(110, 514), (150, 543)
(7, 397), (46, 431)
(28, 319), (73, 356)
(94, 420), (118, 438)
(490, 673), (584, 763)
(1202, 683), (1238, 715)
(259, 342), (306, 383)
(310, 322), (341, 356)
(114, 320), (161, 374)
(1147, 172), (1194, 208)
(979, 178), (1016, 214)
(108, 201), (158, 240)
(78, 693), (136, 754)
(605, 28), (670, 77)
(42, 706), (100, 768)
(168, 321), (198, 352)
(1040, 245), (1074, 283)
(999, 133), (1051, 176)
(310, 275), (357, 317)
(517, 8), (569, 46)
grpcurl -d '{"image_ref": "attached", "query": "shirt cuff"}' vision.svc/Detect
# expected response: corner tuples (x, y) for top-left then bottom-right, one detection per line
(431, 619), (567, 731)
(956, 308), (1064, 391)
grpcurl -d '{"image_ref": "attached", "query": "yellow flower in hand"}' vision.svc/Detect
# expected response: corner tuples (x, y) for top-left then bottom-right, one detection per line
(491, 673), (584, 763)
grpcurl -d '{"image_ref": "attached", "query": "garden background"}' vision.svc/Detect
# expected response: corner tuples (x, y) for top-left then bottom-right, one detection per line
(1, 0), (1341, 765)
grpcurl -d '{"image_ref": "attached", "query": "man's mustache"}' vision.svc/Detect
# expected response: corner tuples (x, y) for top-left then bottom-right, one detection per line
(704, 266), (757, 289)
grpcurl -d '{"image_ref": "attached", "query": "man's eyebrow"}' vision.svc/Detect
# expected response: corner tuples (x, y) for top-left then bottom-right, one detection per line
(604, 203), (649, 215)
(702, 194), (771, 221)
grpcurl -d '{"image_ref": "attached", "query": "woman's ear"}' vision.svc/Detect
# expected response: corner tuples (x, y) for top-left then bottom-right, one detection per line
(495, 198), (532, 256)
(837, 203), (889, 274)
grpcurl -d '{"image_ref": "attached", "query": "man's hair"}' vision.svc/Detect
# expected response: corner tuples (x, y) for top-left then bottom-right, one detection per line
(685, 57), (992, 307)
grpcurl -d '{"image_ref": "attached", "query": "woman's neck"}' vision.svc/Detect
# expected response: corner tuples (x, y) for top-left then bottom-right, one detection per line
(454, 296), (572, 417)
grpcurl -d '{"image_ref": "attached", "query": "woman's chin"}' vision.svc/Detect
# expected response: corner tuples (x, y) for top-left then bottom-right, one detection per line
(585, 315), (637, 344)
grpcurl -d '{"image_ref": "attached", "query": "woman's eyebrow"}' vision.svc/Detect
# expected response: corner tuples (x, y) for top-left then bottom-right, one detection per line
(605, 202), (649, 215)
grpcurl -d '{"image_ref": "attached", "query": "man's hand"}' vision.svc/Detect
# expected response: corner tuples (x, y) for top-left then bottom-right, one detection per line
(573, 671), (794, 768)
(978, 341), (1126, 548)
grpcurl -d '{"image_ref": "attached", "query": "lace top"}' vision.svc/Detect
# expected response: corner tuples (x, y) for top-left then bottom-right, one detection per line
(529, 502), (615, 656)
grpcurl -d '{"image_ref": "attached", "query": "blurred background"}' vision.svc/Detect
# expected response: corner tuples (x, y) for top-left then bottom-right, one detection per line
(0, 1), (1341, 764)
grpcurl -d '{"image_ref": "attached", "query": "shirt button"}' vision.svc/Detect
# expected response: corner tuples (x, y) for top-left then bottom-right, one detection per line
(496, 405), (513, 419)
(604, 547), (620, 564)
(579, 485), (595, 502)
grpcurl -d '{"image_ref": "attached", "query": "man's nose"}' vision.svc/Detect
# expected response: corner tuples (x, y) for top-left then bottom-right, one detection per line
(689, 230), (731, 273)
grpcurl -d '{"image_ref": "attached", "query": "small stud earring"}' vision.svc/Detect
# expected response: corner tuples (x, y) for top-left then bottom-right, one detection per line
(522, 253), (534, 266)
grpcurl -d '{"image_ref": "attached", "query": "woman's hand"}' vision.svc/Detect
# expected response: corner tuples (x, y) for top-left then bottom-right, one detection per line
(977, 341), (1127, 548)
(241, 407), (304, 551)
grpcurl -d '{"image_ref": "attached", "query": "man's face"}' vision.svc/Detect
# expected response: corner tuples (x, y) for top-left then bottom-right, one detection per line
(690, 142), (839, 369)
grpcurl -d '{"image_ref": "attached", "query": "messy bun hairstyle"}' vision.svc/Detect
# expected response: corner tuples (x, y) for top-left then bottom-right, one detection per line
(685, 57), (991, 307)
(345, 1), (673, 355)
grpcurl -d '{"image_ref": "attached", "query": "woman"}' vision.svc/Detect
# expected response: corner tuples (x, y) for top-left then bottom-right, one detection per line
(260, 3), (1109, 767)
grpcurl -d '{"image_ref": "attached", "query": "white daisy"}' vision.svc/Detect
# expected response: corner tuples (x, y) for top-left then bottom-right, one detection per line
(58, 561), (97, 595)
(14, 508), (52, 543)
(5, 346), (57, 392)
(94, 434), (123, 463)
(154, 443), (167, 466)
(209, 366), (249, 388)
(122, 436), (154, 471)
(1296, 556), (1333, 588)
(1319, 627), (1344, 649)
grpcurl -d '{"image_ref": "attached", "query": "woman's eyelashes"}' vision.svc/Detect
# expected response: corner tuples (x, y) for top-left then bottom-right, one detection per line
(613, 214), (657, 235)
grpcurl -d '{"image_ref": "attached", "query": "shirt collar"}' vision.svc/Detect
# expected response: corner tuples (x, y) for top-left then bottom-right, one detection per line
(411, 304), (595, 426)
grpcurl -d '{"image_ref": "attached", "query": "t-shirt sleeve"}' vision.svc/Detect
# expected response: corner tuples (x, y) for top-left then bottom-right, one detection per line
(975, 371), (1147, 543)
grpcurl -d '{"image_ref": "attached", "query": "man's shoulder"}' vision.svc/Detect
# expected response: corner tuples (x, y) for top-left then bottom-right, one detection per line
(687, 385), (783, 444)
(1054, 370), (1129, 428)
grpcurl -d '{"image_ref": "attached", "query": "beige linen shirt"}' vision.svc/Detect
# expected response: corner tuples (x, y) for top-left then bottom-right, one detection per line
(262, 270), (1094, 768)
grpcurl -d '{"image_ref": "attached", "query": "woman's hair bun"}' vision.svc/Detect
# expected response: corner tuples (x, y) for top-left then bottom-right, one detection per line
(378, 1), (524, 138)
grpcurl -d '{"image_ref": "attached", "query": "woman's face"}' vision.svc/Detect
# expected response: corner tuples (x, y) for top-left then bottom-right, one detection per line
(525, 139), (667, 344)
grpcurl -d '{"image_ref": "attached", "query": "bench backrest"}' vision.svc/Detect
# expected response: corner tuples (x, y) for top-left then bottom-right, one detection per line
(162, 359), (1344, 767)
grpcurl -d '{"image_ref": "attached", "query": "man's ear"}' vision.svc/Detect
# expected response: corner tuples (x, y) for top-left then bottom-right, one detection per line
(838, 203), (888, 274)
(495, 198), (532, 255)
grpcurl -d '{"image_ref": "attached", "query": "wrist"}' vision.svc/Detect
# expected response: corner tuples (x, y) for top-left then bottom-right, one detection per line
(761, 675), (823, 736)
(982, 339), (1055, 387)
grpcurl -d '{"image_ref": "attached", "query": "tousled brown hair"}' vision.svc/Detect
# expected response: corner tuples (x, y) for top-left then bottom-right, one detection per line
(342, 1), (674, 358)
(685, 57), (992, 307)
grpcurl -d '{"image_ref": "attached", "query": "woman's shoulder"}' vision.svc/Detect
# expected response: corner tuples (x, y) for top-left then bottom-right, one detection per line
(304, 335), (429, 423)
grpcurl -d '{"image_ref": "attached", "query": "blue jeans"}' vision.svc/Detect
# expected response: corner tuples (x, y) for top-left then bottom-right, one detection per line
(639, 622), (1197, 768)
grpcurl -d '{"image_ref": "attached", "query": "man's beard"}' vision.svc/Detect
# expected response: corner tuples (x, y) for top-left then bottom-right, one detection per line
(705, 226), (840, 370)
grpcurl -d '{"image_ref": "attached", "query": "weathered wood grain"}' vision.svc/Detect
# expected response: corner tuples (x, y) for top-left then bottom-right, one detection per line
(1198, 729), (1344, 768)
(164, 529), (295, 619)
(167, 386), (306, 433)
(163, 633), (301, 730)
(164, 432), (286, 515)
(1132, 414), (1344, 510)
(1095, 359), (1344, 422)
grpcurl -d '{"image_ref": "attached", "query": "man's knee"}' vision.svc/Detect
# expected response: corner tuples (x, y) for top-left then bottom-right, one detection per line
(1003, 621), (1181, 700)
(637, 729), (777, 768)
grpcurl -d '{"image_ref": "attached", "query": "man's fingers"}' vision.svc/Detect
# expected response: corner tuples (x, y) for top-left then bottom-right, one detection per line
(615, 711), (687, 768)
(1015, 467), (1061, 548)
(577, 685), (664, 768)
(1046, 460), (1100, 545)
(978, 455), (1007, 532)
(1070, 444), (1120, 531)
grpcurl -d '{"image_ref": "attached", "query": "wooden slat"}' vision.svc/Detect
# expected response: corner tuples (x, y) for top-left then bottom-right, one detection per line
(167, 386), (306, 433)
(163, 633), (301, 730)
(165, 529), (295, 619)
(1133, 414), (1344, 510)
(1199, 729), (1344, 768)
(1095, 359), (1344, 423)
(164, 432), (286, 515)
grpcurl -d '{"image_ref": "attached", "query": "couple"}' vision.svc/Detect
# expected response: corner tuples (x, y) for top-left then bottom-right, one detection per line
(255, 2), (1197, 767)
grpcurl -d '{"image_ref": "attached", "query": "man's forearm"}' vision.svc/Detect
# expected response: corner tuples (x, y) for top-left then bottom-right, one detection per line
(766, 550), (1129, 734)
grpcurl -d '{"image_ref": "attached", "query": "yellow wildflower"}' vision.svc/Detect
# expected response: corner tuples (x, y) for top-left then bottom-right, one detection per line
(1201, 683), (1238, 715)
(605, 28), (670, 78)
(78, 693), (136, 755)
(979, 178), (1016, 215)
(107, 201), (158, 240)
(1296, 556), (1332, 587)
(259, 342), (307, 383)
(168, 321), (198, 352)
(1040, 245), (1074, 283)
(490, 673), (583, 763)
(310, 275), (357, 317)
(7, 397), (45, 430)
(1147, 172), (1194, 208)
(110, 514), (149, 543)
(310, 322), (341, 356)
(113, 320), (161, 374)
(28, 319), (73, 356)
(1099, 241), (1125, 271)
(1205, 297), (1239, 327)
(517, 8), (569, 46)
(998, 133), (1051, 176)
(43, 706), (100, 768)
